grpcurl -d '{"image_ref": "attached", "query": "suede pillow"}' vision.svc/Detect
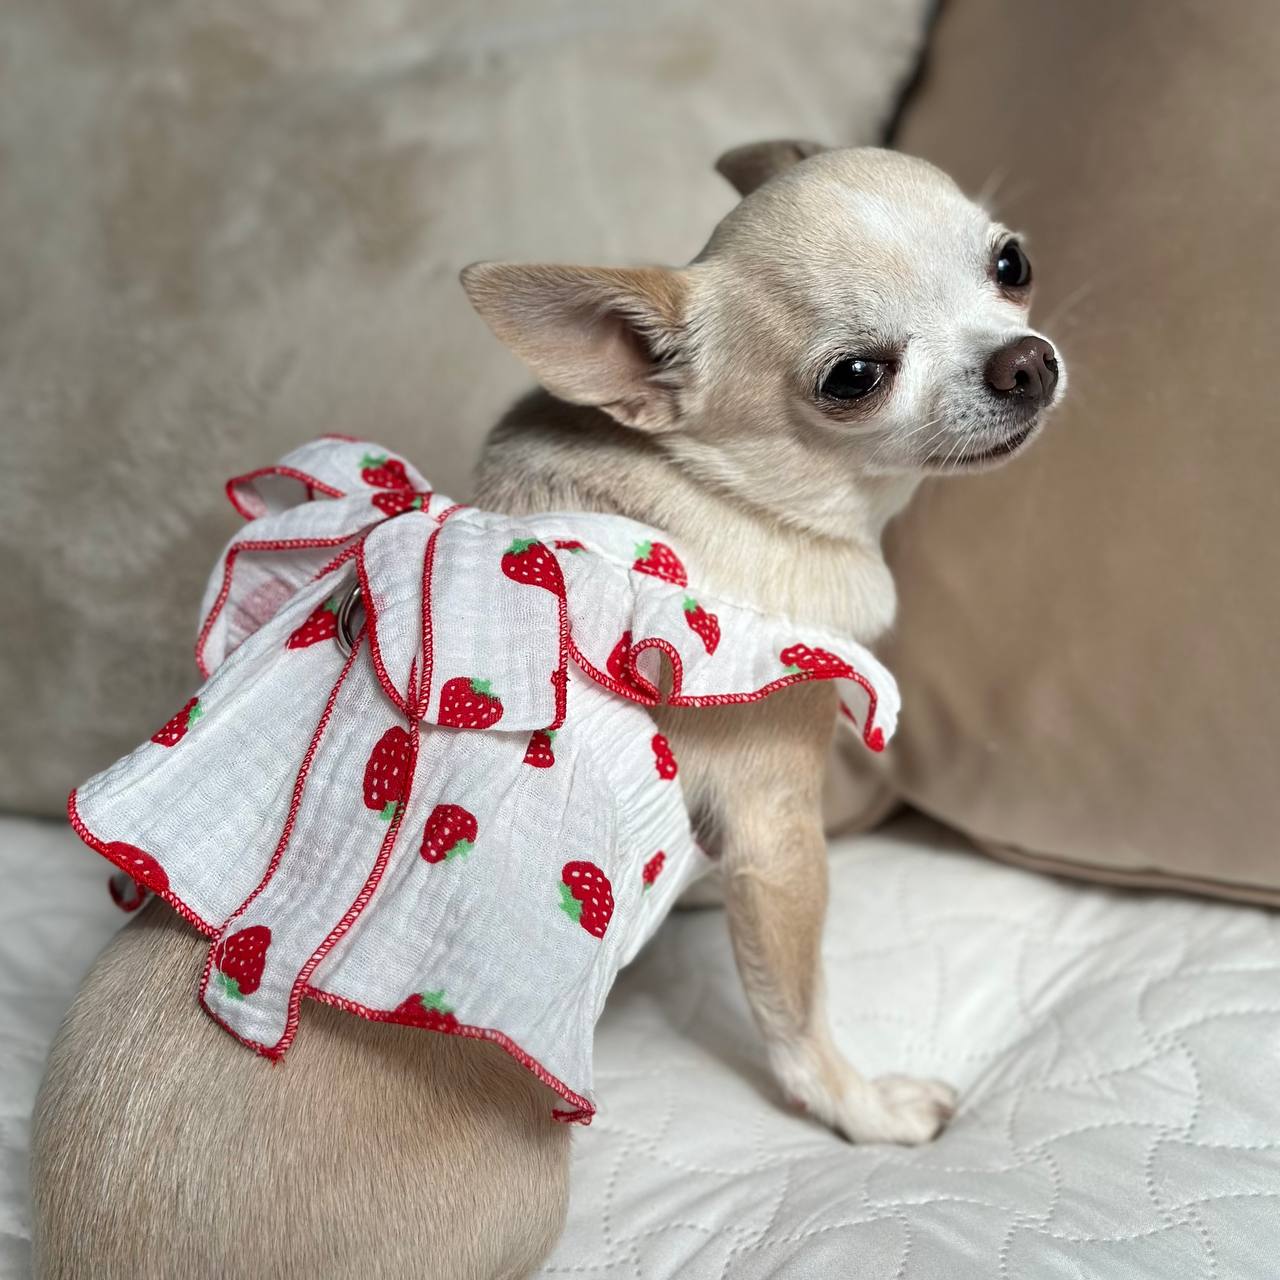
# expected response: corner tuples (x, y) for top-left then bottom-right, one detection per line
(837, 0), (1280, 903)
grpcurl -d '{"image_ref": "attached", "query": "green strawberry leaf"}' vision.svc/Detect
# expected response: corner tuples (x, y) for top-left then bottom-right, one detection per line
(420, 990), (453, 1015)
(360, 453), (387, 468)
(546, 730), (558, 743)
(683, 598), (698, 614)
(635, 540), (652, 559)
(379, 800), (399, 822)
(783, 663), (803, 675)
(643, 882), (653, 893)
(558, 883), (582, 922)
(446, 839), (473, 859)
(505, 537), (538, 555)
(187, 701), (205, 727)
(216, 972), (244, 1001)
(470, 678), (492, 697)
(322, 596), (342, 614)
(410, 496), (424, 510)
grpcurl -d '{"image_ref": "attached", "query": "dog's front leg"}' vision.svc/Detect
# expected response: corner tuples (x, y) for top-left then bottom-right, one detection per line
(720, 793), (956, 1145)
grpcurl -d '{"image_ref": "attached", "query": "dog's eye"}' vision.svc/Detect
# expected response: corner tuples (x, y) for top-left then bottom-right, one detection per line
(819, 358), (885, 401)
(994, 239), (1032, 289)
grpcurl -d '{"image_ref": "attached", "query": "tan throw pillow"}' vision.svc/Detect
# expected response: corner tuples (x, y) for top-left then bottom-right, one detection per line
(836, 0), (1280, 903)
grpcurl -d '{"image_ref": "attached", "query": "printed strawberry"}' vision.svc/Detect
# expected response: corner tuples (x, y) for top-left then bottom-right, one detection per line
(421, 804), (477, 863)
(287, 595), (343, 649)
(558, 861), (614, 940)
(364, 726), (413, 820)
(642, 851), (666, 891)
(104, 841), (169, 895)
(372, 490), (427, 517)
(438, 677), (504, 729)
(500, 538), (564, 596)
(554, 539), (587, 552)
(151, 697), (203, 747)
(213, 925), (271, 1000)
(360, 452), (411, 490)
(392, 990), (460, 1033)
(633, 540), (687, 586)
(651, 733), (678, 780)
(523, 730), (556, 768)
(780, 643), (855, 679)
(682, 598), (720, 655)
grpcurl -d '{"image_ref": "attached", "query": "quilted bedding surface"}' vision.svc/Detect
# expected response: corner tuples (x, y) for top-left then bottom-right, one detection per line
(3, 813), (1279, 1278)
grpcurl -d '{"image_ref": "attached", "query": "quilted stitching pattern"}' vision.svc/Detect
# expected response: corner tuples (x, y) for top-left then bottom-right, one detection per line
(537, 817), (1280, 1278)
(4, 815), (1279, 1278)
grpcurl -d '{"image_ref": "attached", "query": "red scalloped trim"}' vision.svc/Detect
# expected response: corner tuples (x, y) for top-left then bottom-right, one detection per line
(568, 632), (886, 750)
(195, 534), (356, 679)
(225, 465), (346, 521)
(195, 631), (361, 1049)
(304, 987), (594, 1122)
(67, 790), (217, 936)
(356, 539), (412, 718)
(319, 432), (359, 442)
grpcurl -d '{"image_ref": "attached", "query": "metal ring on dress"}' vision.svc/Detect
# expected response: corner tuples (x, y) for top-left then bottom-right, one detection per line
(334, 582), (363, 658)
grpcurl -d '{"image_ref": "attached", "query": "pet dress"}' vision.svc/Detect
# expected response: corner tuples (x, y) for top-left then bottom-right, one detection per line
(69, 436), (899, 1122)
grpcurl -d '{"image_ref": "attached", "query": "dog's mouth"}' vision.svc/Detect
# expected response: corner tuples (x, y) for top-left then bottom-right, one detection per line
(925, 423), (1037, 471)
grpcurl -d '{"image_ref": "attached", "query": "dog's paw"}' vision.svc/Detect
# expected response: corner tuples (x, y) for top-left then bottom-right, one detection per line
(834, 1075), (957, 1146)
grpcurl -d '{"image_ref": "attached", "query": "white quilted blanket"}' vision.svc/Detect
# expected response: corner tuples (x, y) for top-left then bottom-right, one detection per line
(4, 813), (1279, 1278)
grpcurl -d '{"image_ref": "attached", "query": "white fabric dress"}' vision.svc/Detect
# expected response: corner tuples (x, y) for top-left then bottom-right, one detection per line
(70, 437), (899, 1121)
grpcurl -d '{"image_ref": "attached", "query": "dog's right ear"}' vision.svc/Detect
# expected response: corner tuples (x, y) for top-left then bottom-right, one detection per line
(714, 139), (830, 198)
(460, 263), (688, 433)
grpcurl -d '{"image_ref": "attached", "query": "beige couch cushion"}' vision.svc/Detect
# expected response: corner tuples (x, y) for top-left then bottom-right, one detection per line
(0, 0), (929, 815)
(851, 0), (1280, 903)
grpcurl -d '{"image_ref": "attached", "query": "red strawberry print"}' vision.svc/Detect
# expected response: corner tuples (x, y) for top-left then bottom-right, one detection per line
(372, 490), (427, 517)
(633, 540), (687, 586)
(642, 851), (666, 891)
(559, 861), (614, 939)
(360, 453), (411, 490)
(500, 538), (565, 596)
(523, 730), (556, 768)
(105, 841), (169, 895)
(364, 726), (413, 820)
(421, 804), (477, 863)
(438, 677), (504, 729)
(651, 733), (678, 780)
(780, 643), (855, 679)
(554, 539), (586, 552)
(287, 595), (343, 649)
(392, 990), (460, 1033)
(151, 697), (203, 747)
(682, 598), (720, 655)
(213, 925), (271, 1000)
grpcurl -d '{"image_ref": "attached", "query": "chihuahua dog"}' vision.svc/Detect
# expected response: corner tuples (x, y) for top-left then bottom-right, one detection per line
(32, 143), (1063, 1279)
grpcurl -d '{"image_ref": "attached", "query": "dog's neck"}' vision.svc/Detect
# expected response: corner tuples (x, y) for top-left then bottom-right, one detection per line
(472, 392), (917, 641)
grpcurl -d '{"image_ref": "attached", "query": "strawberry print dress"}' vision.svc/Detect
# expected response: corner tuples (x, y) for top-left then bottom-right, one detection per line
(69, 437), (899, 1123)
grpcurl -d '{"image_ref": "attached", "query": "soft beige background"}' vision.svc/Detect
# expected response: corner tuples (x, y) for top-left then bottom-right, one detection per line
(869, 0), (1280, 901)
(0, 1), (931, 815)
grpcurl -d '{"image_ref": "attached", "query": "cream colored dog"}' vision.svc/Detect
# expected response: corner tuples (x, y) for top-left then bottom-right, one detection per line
(31, 143), (1064, 1279)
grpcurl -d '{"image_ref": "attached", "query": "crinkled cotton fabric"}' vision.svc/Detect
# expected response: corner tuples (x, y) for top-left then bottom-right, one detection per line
(70, 437), (898, 1119)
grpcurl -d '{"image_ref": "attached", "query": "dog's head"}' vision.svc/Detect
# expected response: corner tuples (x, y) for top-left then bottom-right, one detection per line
(463, 143), (1065, 535)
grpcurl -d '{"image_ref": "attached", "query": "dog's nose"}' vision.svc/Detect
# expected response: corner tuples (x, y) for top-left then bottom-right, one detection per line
(984, 336), (1059, 401)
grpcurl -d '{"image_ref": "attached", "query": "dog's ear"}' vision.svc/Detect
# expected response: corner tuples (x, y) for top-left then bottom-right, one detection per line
(460, 263), (688, 432)
(715, 139), (830, 197)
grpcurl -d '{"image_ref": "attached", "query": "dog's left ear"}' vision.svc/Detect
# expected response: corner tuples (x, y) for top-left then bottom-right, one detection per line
(715, 139), (830, 198)
(461, 263), (688, 433)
